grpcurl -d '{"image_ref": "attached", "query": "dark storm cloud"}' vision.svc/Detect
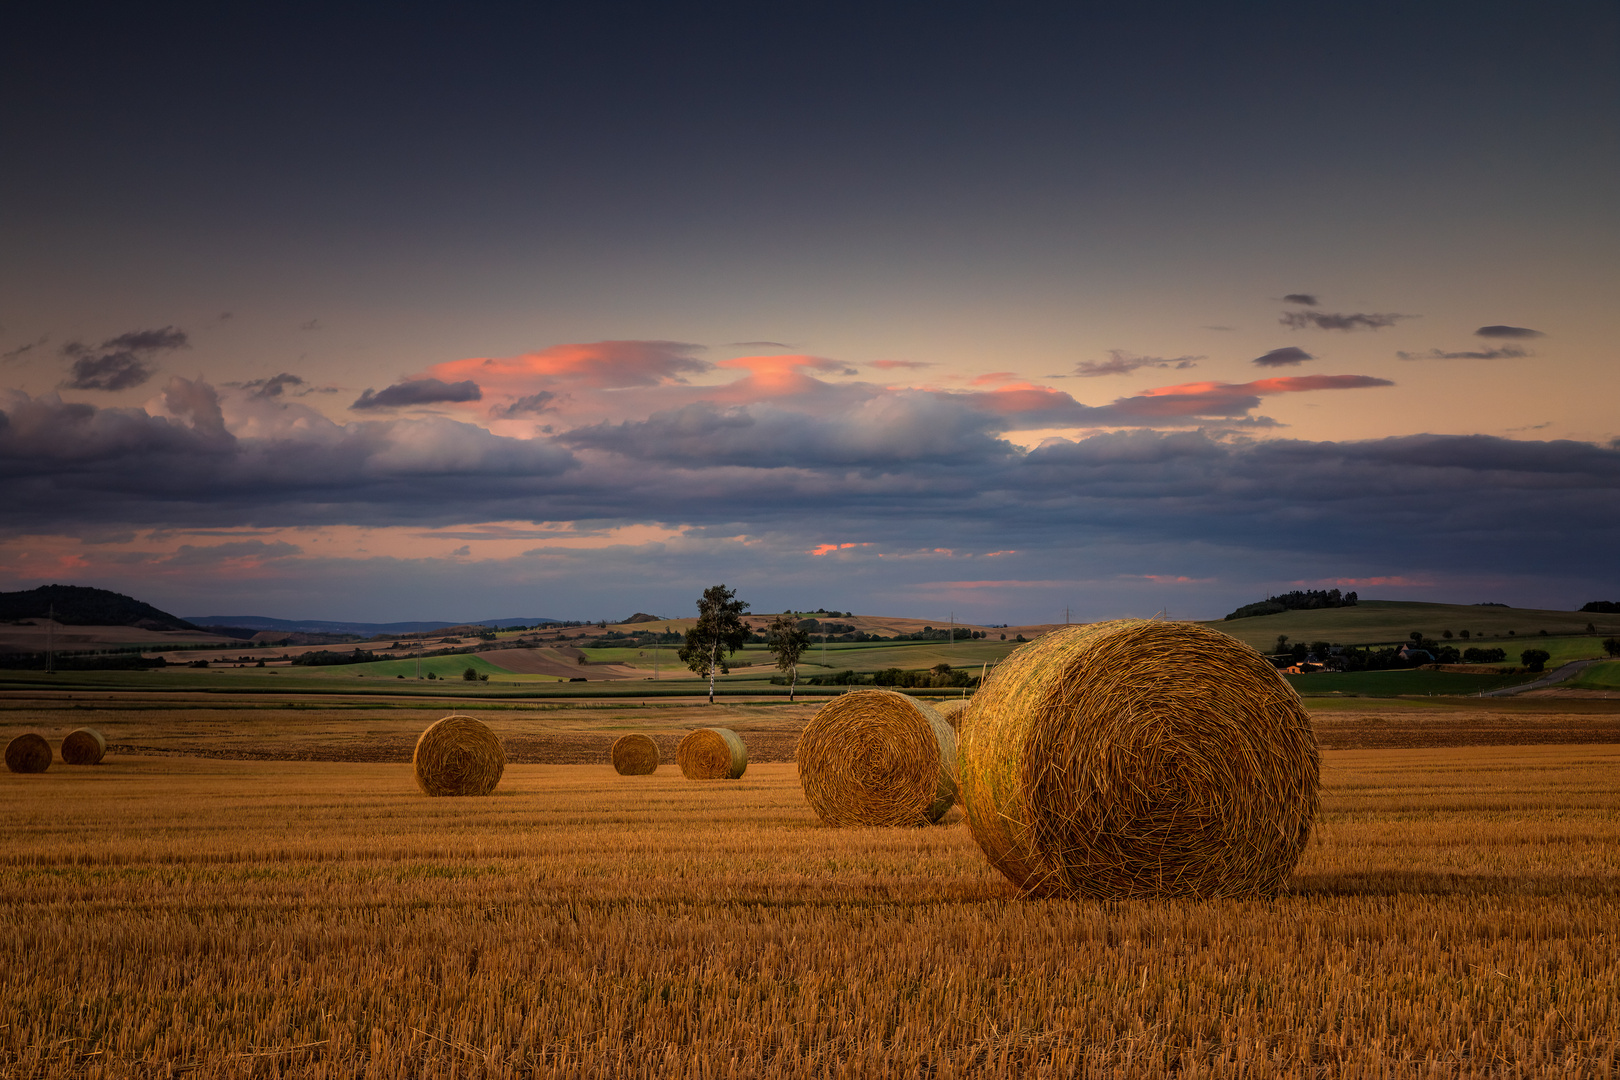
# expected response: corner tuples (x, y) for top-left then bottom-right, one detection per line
(1279, 311), (1412, 331)
(59, 325), (190, 391)
(1074, 350), (1201, 377)
(488, 391), (559, 418)
(1475, 325), (1545, 339)
(1251, 347), (1314, 367)
(0, 385), (576, 531)
(351, 378), (482, 410)
(2, 386), (1617, 587)
(562, 396), (1015, 468)
(1281, 294), (1319, 306)
(239, 373), (307, 398)
(1396, 346), (1530, 361)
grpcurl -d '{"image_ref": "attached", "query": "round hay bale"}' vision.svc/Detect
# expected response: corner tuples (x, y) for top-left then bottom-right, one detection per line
(933, 698), (972, 729)
(412, 714), (505, 796)
(677, 727), (747, 779)
(959, 620), (1319, 900)
(5, 733), (52, 774)
(797, 689), (957, 826)
(60, 728), (107, 766)
(611, 733), (660, 775)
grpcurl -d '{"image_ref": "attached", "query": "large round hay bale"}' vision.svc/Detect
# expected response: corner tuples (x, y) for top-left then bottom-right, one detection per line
(933, 698), (971, 729)
(412, 714), (505, 796)
(959, 620), (1319, 900)
(797, 689), (957, 826)
(61, 728), (107, 766)
(611, 733), (660, 775)
(5, 733), (52, 774)
(677, 727), (747, 779)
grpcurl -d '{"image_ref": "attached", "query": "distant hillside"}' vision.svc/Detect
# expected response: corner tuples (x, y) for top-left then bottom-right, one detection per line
(183, 614), (559, 635)
(0, 584), (199, 632)
(1203, 600), (1620, 651)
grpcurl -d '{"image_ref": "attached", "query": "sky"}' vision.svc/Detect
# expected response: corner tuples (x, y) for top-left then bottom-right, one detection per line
(1, 1), (1616, 624)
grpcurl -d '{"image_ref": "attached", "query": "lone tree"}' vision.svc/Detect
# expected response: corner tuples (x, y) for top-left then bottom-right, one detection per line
(679, 584), (751, 703)
(1519, 648), (1551, 674)
(765, 613), (811, 701)
(1605, 637), (1620, 658)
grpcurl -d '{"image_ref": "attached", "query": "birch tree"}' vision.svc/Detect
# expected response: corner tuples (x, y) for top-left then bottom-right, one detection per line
(765, 613), (812, 701)
(678, 584), (750, 703)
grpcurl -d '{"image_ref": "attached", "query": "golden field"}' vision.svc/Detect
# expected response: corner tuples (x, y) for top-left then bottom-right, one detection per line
(2, 731), (1618, 1077)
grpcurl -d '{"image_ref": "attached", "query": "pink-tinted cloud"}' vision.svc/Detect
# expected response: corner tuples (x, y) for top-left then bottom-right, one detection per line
(704, 354), (858, 402)
(968, 371), (1022, 386)
(1115, 374), (1393, 419)
(429, 340), (710, 394)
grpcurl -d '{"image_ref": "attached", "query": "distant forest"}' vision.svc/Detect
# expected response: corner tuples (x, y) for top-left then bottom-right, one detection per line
(1582, 600), (1620, 613)
(1225, 589), (1359, 621)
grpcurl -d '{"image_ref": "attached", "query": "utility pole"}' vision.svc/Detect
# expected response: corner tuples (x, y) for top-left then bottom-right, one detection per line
(1065, 606), (1070, 625)
(46, 603), (55, 675)
(951, 611), (955, 649)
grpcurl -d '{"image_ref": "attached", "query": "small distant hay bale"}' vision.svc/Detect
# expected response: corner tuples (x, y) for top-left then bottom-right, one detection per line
(933, 698), (972, 729)
(60, 728), (107, 766)
(611, 733), (660, 775)
(959, 620), (1319, 900)
(413, 714), (505, 796)
(5, 733), (52, 774)
(797, 689), (957, 827)
(677, 727), (747, 779)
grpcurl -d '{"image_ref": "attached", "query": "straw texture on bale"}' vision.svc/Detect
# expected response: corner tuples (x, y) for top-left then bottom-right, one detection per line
(797, 689), (957, 827)
(412, 714), (505, 796)
(610, 733), (660, 775)
(677, 727), (747, 779)
(933, 698), (972, 729)
(60, 727), (107, 765)
(6, 733), (52, 774)
(959, 620), (1319, 900)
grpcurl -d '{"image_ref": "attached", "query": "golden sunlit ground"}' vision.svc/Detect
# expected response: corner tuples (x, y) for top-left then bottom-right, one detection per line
(2, 732), (1618, 1077)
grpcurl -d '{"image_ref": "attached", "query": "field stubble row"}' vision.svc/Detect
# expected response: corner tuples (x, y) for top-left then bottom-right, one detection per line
(5, 696), (1620, 766)
(1, 745), (1618, 1078)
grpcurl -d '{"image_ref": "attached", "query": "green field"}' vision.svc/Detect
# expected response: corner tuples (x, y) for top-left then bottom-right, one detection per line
(276, 652), (567, 683)
(1572, 661), (1620, 690)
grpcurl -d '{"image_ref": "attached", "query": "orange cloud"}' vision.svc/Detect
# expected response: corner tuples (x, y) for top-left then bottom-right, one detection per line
(428, 341), (710, 394)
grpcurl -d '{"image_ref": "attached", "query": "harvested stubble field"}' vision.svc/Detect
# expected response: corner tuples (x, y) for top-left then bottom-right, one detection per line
(1, 737), (1618, 1078)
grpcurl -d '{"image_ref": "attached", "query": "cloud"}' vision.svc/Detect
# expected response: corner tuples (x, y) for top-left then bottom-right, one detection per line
(4, 376), (1617, 623)
(59, 326), (190, 391)
(1396, 346), (1530, 361)
(352, 378), (483, 410)
(428, 340), (711, 394)
(0, 384), (577, 531)
(1096, 374), (1392, 421)
(2, 337), (48, 362)
(1475, 325), (1544, 339)
(726, 341), (794, 350)
(300, 319), (323, 331)
(488, 391), (559, 419)
(561, 393), (1013, 468)
(1251, 347), (1314, 367)
(239, 373), (307, 399)
(1281, 294), (1319, 306)
(869, 359), (936, 370)
(1074, 350), (1202, 377)
(1279, 311), (1412, 331)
